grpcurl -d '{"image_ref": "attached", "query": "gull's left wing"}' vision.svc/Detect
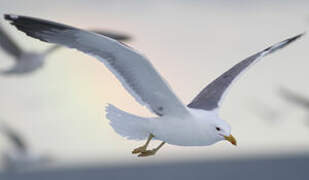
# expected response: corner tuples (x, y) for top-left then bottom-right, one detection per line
(188, 33), (304, 111)
(4, 14), (190, 117)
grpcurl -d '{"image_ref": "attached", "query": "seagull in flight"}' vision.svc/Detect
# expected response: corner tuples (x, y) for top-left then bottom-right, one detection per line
(4, 14), (304, 157)
(0, 24), (132, 75)
(0, 122), (52, 172)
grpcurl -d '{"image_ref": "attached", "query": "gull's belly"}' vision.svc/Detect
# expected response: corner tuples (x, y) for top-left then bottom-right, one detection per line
(150, 117), (217, 146)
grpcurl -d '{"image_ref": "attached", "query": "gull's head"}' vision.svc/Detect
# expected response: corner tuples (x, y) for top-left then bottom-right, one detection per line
(190, 108), (237, 146)
(211, 118), (237, 146)
(194, 110), (237, 146)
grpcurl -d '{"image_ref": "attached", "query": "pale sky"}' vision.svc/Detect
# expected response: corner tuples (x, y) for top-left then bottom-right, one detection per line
(0, 0), (308, 167)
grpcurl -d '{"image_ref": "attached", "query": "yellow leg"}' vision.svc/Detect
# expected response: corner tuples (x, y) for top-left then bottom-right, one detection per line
(138, 141), (166, 157)
(132, 134), (154, 154)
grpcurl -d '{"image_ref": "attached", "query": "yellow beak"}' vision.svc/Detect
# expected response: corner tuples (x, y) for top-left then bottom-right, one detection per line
(224, 134), (237, 146)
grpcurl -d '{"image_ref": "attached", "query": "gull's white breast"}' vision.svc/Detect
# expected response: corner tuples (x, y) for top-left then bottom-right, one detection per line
(150, 108), (221, 146)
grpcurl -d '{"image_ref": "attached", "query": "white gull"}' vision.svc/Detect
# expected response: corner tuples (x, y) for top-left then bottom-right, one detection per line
(4, 14), (304, 157)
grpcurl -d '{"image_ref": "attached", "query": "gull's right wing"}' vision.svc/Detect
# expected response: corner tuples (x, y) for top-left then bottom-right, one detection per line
(0, 25), (23, 59)
(188, 33), (304, 111)
(5, 14), (190, 117)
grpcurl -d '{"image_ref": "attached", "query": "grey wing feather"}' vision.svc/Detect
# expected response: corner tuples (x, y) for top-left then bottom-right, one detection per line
(0, 25), (23, 58)
(188, 33), (304, 111)
(279, 88), (309, 109)
(42, 31), (131, 56)
(0, 122), (27, 152)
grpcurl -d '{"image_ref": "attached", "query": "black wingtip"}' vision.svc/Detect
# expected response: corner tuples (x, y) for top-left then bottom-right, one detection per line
(262, 32), (305, 54)
(3, 14), (79, 44)
(281, 32), (305, 47)
(4, 14), (19, 21)
(288, 32), (305, 42)
(4, 14), (74, 30)
(4, 14), (12, 20)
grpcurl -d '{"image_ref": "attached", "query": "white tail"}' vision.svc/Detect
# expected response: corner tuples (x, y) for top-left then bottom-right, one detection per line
(105, 104), (151, 140)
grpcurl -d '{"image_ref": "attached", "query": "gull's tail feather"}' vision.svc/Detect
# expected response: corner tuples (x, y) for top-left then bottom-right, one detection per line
(106, 104), (151, 140)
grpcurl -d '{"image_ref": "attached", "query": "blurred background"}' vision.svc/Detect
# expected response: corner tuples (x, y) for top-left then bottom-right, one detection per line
(0, 0), (308, 179)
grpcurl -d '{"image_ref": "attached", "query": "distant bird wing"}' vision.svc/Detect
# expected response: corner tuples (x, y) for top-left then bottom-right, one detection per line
(279, 88), (309, 109)
(0, 25), (23, 59)
(90, 30), (131, 42)
(188, 33), (304, 111)
(5, 14), (190, 117)
(0, 122), (28, 152)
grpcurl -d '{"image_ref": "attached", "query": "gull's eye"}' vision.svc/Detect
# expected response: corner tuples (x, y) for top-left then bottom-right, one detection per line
(216, 127), (221, 131)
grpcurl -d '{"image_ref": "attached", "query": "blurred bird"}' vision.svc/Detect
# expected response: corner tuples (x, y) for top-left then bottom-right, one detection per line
(0, 122), (52, 172)
(0, 24), (132, 75)
(279, 88), (309, 127)
(249, 100), (283, 124)
(280, 88), (309, 108)
(4, 14), (304, 157)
